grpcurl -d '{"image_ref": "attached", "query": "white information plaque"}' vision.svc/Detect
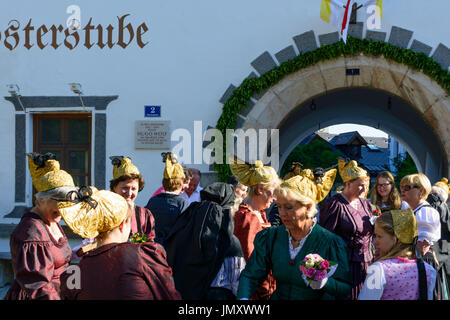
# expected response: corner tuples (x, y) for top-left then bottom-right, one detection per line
(135, 120), (170, 149)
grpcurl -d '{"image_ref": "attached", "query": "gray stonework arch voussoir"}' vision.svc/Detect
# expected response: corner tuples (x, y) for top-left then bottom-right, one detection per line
(3, 95), (118, 218)
(218, 24), (450, 181)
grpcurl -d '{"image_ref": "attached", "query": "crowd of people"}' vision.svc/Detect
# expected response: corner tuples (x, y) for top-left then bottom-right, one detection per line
(3, 151), (450, 300)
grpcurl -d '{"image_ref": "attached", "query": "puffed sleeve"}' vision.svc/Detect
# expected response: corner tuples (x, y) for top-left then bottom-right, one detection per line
(140, 207), (156, 242)
(322, 235), (352, 299)
(234, 210), (264, 261)
(319, 197), (342, 233)
(236, 228), (273, 300)
(123, 243), (181, 300)
(416, 206), (441, 244)
(13, 241), (60, 300)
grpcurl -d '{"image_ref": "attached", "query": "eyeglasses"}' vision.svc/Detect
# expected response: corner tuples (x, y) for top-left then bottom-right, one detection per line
(401, 185), (420, 192)
(377, 183), (392, 188)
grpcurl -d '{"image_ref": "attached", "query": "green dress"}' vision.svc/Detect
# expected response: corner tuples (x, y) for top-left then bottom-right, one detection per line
(237, 224), (352, 300)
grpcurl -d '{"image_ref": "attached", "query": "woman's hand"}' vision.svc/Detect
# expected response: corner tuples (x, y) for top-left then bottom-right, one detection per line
(417, 240), (431, 256)
(309, 278), (328, 290)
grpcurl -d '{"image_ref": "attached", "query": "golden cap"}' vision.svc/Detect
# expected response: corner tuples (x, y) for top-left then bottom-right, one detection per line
(390, 209), (418, 244)
(163, 153), (185, 179)
(283, 162), (303, 180)
(434, 177), (449, 194)
(338, 158), (368, 183)
(280, 168), (337, 204)
(27, 153), (75, 192)
(229, 158), (279, 187)
(111, 156), (140, 180)
(57, 187), (129, 239)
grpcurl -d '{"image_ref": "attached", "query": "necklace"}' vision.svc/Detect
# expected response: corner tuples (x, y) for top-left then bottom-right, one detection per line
(288, 219), (316, 265)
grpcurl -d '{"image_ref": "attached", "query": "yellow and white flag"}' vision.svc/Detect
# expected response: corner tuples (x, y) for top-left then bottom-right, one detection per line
(320, 0), (354, 43)
(363, 0), (383, 30)
(320, 0), (346, 28)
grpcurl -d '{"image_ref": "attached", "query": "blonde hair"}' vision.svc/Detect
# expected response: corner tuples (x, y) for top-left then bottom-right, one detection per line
(400, 173), (431, 200)
(274, 186), (317, 218)
(229, 196), (243, 217)
(431, 185), (448, 203)
(248, 179), (280, 197)
(371, 171), (402, 210)
(374, 212), (414, 262)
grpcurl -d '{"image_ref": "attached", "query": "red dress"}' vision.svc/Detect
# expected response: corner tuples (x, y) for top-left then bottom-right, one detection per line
(233, 203), (276, 300)
(61, 242), (181, 300)
(5, 211), (72, 300)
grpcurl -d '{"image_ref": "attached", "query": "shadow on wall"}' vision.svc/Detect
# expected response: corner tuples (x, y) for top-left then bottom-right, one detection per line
(0, 254), (13, 299)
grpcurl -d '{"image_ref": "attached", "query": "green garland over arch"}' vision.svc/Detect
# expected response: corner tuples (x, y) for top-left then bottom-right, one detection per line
(214, 36), (450, 182)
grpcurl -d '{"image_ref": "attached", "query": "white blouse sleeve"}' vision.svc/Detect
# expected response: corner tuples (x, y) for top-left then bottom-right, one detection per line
(358, 262), (386, 300)
(401, 201), (410, 210)
(415, 204), (441, 244)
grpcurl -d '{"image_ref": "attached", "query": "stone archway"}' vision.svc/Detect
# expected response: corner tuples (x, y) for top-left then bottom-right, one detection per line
(217, 26), (449, 182)
(235, 55), (449, 182)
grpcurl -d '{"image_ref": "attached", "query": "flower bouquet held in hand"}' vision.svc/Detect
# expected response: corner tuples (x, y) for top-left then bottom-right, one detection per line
(370, 208), (382, 225)
(299, 253), (338, 289)
(372, 209), (381, 217)
(130, 232), (149, 243)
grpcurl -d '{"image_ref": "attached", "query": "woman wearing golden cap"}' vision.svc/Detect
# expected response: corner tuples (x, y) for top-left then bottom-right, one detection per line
(318, 158), (374, 300)
(359, 209), (436, 300)
(5, 153), (77, 300)
(238, 168), (352, 300)
(145, 153), (190, 246)
(229, 159), (280, 300)
(109, 156), (155, 242)
(58, 187), (181, 300)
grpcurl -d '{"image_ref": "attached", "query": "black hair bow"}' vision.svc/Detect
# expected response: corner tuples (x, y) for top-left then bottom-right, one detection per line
(53, 186), (98, 209)
(28, 152), (56, 169)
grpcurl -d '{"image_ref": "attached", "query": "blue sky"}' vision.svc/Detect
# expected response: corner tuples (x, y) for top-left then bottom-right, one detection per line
(326, 124), (388, 138)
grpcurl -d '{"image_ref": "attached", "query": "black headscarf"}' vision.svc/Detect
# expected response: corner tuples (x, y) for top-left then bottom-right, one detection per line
(165, 182), (243, 300)
(200, 182), (236, 208)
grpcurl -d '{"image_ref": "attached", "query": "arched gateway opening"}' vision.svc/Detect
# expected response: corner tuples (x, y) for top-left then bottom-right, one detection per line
(229, 54), (449, 182)
(278, 88), (443, 181)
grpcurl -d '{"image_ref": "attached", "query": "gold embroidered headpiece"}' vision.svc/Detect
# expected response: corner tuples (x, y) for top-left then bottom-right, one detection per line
(434, 177), (449, 194)
(338, 158), (368, 183)
(27, 153), (75, 192)
(110, 156), (140, 180)
(280, 168), (337, 204)
(390, 209), (418, 244)
(57, 186), (129, 239)
(162, 152), (185, 179)
(229, 158), (279, 187)
(283, 162), (303, 180)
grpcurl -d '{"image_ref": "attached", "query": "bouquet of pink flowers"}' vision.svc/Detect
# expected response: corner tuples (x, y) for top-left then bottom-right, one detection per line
(299, 253), (338, 286)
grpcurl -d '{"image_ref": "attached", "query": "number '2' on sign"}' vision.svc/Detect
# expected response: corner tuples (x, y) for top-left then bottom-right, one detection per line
(145, 106), (161, 117)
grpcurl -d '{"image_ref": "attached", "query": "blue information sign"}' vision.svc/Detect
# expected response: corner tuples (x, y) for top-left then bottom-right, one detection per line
(145, 106), (161, 117)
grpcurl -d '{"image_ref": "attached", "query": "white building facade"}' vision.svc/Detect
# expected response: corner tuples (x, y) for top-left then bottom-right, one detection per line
(0, 0), (449, 254)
